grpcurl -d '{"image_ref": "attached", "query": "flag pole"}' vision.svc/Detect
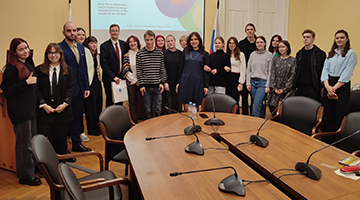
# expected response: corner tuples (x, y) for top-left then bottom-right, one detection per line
(68, 0), (73, 22)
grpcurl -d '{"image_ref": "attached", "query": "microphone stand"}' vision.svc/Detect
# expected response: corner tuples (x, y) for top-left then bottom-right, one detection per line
(184, 133), (204, 155)
(250, 92), (292, 148)
(170, 166), (245, 196)
(295, 130), (360, 180)
(204, 95), (225, 125)
(165, 106), (202, 135)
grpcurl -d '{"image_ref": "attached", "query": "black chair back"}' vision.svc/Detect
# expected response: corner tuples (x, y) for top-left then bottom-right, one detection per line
(280, 96), (322, 136)
(99, 105), (131, 160)
(349, 90), (360, 113)
(58, 163), (86, 200)
(203, 94), (237, 113)
(338, 112), (360, 153)
(32, 134), (65, 200)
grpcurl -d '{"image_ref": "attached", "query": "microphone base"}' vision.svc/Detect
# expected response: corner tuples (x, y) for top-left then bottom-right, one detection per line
(204, 118), (225, 126)
(184, 125), (202, 135)
(249, 135), (269, 148)
(295, 162), (321, 180)
(218, 174), (245, 196)
(185, 141), (204, 155)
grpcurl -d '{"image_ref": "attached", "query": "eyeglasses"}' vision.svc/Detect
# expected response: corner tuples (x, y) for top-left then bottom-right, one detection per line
(47, 52), (60, 56)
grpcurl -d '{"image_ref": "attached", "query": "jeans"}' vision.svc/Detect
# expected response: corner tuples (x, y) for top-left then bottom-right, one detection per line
(143, 85), (162, 119)
(251, 78), (267, 118)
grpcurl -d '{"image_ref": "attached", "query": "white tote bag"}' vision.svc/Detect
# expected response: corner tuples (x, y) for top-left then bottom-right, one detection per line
(111, 80), (128, 103)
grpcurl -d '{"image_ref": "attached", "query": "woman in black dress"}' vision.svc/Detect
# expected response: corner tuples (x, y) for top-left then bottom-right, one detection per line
(177, 32), (209, 111)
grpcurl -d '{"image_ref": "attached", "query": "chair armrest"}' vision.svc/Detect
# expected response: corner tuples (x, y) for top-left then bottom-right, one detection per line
(231, 105), (239, 114)
(311, 131), (341, 139)
(82, 177), (131, 192)
(127, 109), (136, 126)
(57, 151), (104, 171)
(271, 112), (279, 121)
(199, 98), (206, 112)
(79, 178), (107, 186)
(352, 150), (360, 157)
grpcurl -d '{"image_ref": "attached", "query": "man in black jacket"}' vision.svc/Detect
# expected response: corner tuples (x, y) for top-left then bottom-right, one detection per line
(100, 24), (128, 107)
(239, 23), (257, 115)
(294, 29), (326, 102)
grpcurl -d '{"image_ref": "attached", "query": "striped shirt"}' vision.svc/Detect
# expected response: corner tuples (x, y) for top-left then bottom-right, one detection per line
(136, 47), (166, 87)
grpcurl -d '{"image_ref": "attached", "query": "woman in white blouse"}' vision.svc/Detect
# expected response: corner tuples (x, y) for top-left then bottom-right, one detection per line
(123, 35), (143, 123)
(225, 37), (246, 113)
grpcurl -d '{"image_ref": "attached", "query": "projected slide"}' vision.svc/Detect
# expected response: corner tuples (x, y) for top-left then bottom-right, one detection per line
(90, 0), (204, 49)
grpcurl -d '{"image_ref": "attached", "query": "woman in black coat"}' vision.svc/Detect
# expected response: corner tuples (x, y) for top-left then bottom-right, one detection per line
(0, 38), (41, 186)
(36, 43), (74, 155)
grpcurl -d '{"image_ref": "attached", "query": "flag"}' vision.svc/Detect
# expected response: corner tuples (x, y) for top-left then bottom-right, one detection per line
(68, 0), (73, 22)
(210, 0), (219, 54)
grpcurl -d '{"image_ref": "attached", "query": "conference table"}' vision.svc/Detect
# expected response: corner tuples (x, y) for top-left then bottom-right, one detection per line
(124, 112), (360, 199)
(124, 113), (288, 199)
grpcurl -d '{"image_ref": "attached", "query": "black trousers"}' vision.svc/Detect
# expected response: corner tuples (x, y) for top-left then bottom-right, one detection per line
(226, 73), (240, 113)
(128, 84), (144, 123)
(84, 75), (103, 135)
(162, 86), (179, 114)
(323, 76), (350, 132)
(38, 123), (68, 155)
(297, 85), (321, 102)
(240, 81), (252, 115)
(68, 92), (84, 146)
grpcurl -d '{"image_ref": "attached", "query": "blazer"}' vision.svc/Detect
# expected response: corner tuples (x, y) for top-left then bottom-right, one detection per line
(36, 66), (74, 124)
(58, 40), (89, 96)
(100, 39), (128, 83)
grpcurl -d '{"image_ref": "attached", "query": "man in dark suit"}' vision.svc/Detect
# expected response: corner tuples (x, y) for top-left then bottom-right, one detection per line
(100, 24), (129, 107)
(58, 22), (91, 152)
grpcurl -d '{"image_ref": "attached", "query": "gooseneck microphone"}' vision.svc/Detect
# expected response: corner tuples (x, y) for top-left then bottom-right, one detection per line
(295, 129), (360, 180)
(250, 92), (292, 148)
(204, 95), (225, 125)
(170, 166), (245, 196)
(165, 106), (202, 135)
(145, 133), (185, 141)
(184, 133), (204, 155)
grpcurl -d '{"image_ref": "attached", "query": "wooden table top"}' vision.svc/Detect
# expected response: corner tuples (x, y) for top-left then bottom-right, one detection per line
(218, 119), (360, 200)
(124, 113), (289, 200)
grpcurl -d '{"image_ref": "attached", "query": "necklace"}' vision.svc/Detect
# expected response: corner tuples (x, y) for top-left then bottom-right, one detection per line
(190, 51), (199, 60)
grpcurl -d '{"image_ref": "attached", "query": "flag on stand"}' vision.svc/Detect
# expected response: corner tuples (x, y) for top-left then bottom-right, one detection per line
(68, 0), (73, 22)
(210, 0), (219, 54)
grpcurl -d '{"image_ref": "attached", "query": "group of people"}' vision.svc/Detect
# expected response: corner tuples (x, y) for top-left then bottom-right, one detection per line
(0, 21), (357, 187)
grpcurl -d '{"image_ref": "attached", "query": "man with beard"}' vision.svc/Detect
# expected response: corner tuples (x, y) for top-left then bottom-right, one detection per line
(58, 22), (91, 152)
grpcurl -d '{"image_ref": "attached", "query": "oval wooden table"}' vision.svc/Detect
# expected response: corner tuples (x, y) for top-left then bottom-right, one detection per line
(124, 113), (288, 199)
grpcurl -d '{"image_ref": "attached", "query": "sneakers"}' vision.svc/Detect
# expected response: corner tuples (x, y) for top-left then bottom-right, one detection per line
(19, 177), (42, 186)
(80, 133), (89, 142)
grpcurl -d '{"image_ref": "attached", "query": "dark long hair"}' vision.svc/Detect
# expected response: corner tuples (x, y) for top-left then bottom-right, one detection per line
(4, 38), (34, 80)
(328, 29), (351, 59)
(226, 37), (241, 61)
(40, 43), (68, 75)
(185, 32), (205, 54)
(268, 34), (282, 53)
(84, 36), (99, 57)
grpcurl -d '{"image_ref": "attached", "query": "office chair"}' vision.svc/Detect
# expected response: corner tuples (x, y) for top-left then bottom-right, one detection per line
(32, 134), (129, 200)
(272, 96), (323, 136)
(99, 105), (135, 175)
(200, 93), (238, 113)
(313, 112), (360, 154)
(58, 163), (128, 200)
